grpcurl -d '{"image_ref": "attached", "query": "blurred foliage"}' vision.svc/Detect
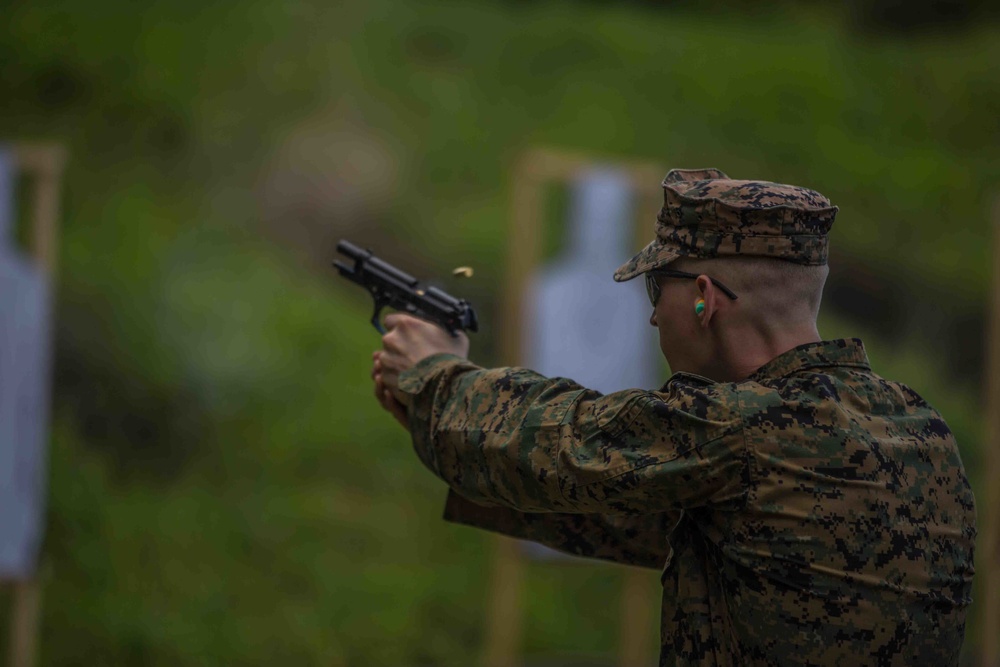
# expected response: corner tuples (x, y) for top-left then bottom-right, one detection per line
(845, 0), (1000, 34)
(0, 0), (996, 664)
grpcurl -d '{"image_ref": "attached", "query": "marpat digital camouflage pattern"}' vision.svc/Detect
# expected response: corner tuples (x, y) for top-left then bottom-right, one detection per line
(398, 338), (976, 666)
(613, 168), (838, 282)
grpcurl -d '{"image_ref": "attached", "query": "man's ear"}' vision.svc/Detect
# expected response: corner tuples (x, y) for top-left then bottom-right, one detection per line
(696, 275), (717, 328)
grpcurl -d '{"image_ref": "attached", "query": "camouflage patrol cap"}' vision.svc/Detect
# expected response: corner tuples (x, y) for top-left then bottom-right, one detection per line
(613, 168), (838, 282)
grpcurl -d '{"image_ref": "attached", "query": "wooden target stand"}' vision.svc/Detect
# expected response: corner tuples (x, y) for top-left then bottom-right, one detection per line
(982, 198), (1000, 667)
(483, 148), (665, 667)
(1, 144), (66, 667)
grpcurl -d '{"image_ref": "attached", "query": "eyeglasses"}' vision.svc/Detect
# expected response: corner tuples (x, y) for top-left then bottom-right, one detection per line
(645, 269), (739, 307)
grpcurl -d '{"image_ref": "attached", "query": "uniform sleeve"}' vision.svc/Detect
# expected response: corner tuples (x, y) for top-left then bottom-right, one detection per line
(398, 354), (748, 514)
(442, 490), (680, 569)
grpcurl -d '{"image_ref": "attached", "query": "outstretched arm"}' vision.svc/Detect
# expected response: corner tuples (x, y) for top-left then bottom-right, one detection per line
(443, 490), (678, 569)
(373, 314), (746, 515)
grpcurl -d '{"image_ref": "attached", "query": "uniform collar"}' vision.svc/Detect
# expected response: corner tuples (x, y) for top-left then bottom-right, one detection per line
(747, 338), (870, 382)
(661, 338), (871, 390)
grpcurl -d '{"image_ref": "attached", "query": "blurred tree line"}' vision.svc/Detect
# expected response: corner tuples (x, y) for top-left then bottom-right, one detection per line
(562, 0), (1000, 34)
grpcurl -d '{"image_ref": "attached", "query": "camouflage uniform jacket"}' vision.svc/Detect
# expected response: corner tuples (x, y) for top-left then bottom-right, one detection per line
(397, 338), (976, 666)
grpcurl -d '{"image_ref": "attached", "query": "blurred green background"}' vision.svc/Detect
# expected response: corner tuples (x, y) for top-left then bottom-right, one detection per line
(1, 0), (997, 664)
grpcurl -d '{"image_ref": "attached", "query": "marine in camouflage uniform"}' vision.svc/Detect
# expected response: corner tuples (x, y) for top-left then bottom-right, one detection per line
(374, 169), (976, 666)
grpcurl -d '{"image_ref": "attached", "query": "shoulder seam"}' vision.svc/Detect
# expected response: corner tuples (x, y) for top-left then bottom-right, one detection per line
(555, 389), (595, 504)
(734, 386), (754, 509)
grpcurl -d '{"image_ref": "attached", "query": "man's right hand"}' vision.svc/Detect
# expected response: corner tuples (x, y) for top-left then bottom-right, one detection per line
(370, 313), (469, 430)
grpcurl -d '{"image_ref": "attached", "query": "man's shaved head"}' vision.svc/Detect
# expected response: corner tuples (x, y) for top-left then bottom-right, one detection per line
(671, 255), (828, 327)
(648, 255), (829, 381)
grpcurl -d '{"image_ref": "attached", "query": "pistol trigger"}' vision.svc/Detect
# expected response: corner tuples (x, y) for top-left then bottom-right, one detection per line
(371, 302), (387, 334)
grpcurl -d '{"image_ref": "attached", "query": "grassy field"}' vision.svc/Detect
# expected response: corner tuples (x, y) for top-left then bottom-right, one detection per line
(0, 0), (995, 663)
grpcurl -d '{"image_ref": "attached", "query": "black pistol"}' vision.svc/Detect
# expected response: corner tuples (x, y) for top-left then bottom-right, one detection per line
(334, 240), (479, 337)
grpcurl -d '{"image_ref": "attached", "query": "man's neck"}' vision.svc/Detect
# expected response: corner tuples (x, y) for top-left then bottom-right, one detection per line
(705, 322), (822, 382)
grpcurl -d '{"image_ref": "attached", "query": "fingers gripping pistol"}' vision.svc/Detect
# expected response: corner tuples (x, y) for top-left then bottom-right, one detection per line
(334, 240), (479, 336)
